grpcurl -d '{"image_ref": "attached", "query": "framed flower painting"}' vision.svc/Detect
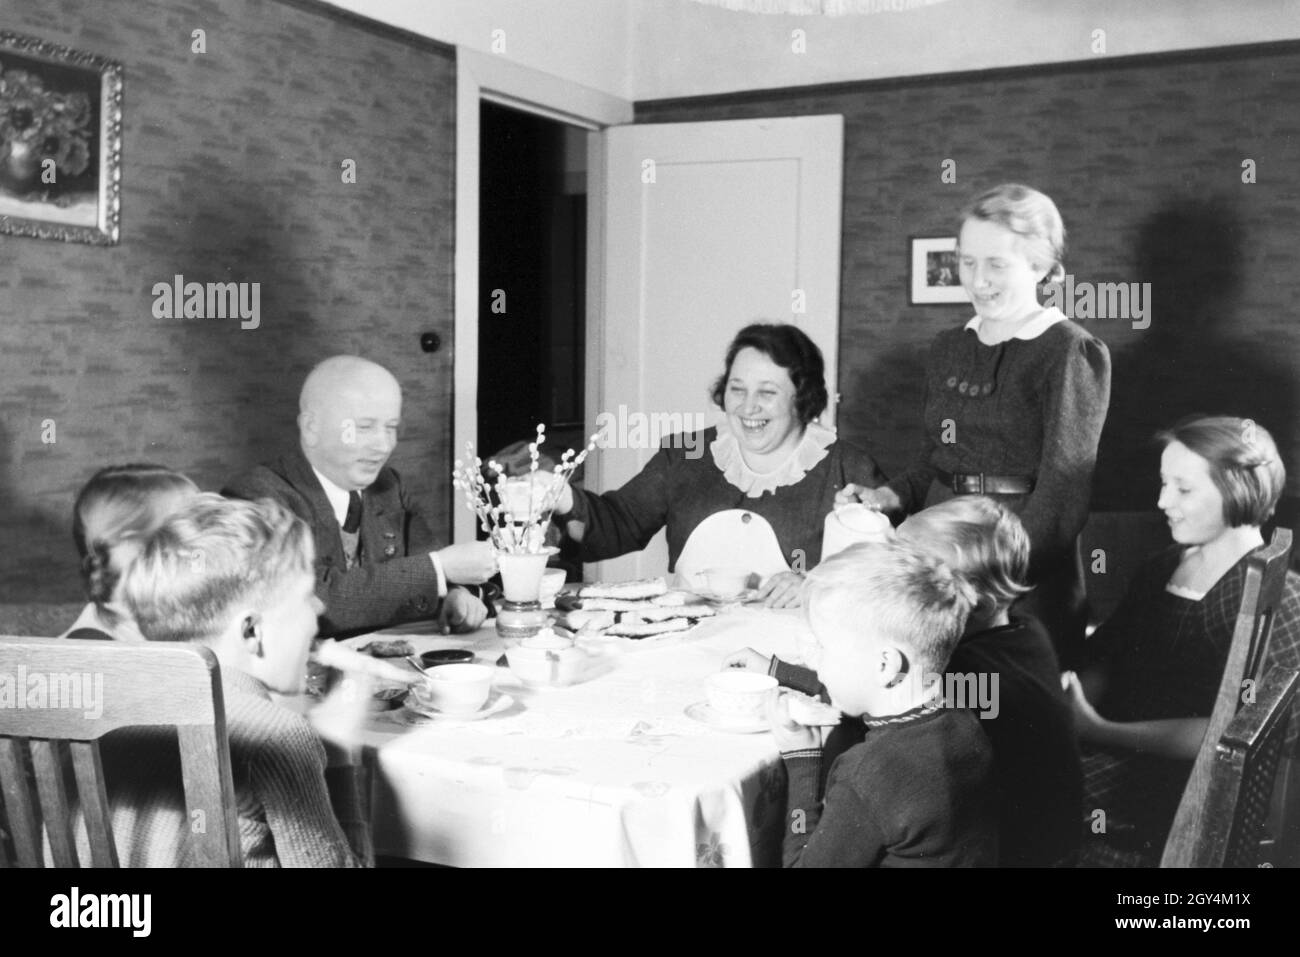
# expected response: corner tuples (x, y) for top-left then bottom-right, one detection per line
(0, 31), (122, 245)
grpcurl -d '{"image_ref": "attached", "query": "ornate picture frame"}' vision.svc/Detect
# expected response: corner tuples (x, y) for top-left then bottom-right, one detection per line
(0, 31), (123, 245)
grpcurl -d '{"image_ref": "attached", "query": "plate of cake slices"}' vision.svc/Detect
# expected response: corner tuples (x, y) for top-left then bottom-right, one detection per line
(551, 578), (719, 640)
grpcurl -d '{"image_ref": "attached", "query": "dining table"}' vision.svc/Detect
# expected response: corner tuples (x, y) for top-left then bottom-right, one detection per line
(305, 603), (815, 868)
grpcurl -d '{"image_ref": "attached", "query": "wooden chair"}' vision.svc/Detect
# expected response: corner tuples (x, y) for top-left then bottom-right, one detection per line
(1160, 527), (1294, 867)
(0, 637), (241, 867)
(1161, 667), (1300, 867)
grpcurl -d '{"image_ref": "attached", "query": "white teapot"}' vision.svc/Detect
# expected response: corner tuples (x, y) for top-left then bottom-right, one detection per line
(821, 504), (892, 561)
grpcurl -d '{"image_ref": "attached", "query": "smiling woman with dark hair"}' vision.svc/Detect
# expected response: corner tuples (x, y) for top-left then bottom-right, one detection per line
(552, 323), (886, 607)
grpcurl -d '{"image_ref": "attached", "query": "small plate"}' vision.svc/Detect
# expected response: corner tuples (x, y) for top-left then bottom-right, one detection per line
(684, 701), (769, 734)
(404, 691), (515, 722)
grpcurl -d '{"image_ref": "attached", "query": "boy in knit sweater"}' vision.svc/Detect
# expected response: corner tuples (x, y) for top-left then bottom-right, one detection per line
(771, 538), (997, 866)
(101, 493), (373, 867)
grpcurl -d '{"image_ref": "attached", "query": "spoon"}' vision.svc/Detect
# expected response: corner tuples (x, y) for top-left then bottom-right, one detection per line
(404, 655), (433, 685)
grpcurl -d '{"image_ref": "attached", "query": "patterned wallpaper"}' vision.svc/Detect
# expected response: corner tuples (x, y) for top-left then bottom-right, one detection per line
(0, 0), (456, 600)
(637, 43), (1300, 520)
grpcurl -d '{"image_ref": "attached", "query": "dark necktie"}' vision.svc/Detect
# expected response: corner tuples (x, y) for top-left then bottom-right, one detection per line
(343, 491), (362, 533)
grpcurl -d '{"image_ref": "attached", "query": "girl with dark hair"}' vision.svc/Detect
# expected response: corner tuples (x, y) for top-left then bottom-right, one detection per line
(553, 323), (886, 607)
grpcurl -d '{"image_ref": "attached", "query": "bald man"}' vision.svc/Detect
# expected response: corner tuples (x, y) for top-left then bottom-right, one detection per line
(224, 356), (496, 638)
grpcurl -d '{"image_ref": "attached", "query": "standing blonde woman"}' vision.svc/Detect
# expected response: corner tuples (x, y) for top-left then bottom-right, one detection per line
(842, 184), (1111, 664)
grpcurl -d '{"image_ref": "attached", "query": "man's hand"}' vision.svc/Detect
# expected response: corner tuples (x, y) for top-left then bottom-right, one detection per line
(437, 541), (498, 584)
(834, 484), (902, 512)
(756, 571), (804, 609)
(438, 587), (488, 634)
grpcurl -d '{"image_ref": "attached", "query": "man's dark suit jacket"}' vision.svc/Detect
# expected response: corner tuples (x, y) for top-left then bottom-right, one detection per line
(223, 446), (444, 638)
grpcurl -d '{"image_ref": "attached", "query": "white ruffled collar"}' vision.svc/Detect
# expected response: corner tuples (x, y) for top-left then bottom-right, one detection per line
(711, 420), (835, 498)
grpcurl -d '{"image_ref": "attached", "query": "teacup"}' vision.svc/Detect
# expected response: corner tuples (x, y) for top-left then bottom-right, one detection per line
(702, 567), (752, 599)
(411, 663), (493, 715)
(507, 630), (585, 687)
(706, 671), (777, 724)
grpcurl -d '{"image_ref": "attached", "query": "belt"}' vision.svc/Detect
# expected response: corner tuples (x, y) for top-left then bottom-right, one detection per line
(936, 469), (1035, 495)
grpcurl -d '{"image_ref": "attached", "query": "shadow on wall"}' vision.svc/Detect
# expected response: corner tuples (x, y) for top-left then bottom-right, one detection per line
(0, 184), (306, 603)
(838, 330), (929, 481)
(1094, 197), (1300, 524)
(0, 420), (83, 603)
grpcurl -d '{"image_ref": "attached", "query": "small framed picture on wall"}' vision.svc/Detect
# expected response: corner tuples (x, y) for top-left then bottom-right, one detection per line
(0, 31), (123, 245)
(909, 236), (968, 305)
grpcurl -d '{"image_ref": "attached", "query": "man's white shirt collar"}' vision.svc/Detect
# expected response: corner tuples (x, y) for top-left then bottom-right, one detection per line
(311, 466), (356, 527)
(964, 306), (1067, 341)
(310, 464), (448, 597)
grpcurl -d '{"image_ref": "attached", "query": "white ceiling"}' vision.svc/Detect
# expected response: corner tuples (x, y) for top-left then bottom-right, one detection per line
(322, 0), (1300, 102)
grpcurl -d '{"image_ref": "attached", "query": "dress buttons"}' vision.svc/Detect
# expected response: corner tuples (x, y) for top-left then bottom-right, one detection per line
(384, 544), (397, 557)
(946, 376), (958, 389)
(983, 383), (994, 396)
(958, 381), (969, 395)
(742, 512), (752, 524)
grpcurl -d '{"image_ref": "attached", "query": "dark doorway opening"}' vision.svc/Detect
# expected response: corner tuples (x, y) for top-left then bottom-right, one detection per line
(477, 101), (587, 463)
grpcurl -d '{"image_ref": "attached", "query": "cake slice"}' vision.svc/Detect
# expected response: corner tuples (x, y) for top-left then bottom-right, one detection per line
(604, 617), (694, 639)
(576, 577), (668, 601)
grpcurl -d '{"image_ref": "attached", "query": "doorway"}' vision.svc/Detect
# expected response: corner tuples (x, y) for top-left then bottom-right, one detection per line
(476, 101), (587, 462)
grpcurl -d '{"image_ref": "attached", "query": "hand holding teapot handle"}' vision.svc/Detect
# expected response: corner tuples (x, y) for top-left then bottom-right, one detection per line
(835, 484), (902, 512)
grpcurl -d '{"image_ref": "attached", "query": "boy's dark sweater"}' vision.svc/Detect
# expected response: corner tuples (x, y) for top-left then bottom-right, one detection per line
(783, 705), (996, 867)
(949, 617), (1082, 867)
(772, 615), (1080, 867)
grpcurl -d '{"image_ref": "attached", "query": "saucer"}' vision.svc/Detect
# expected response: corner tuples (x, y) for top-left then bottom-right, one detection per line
(404, 691), (515, 722)
(691, 587), (759, 605)
(684, 701), (768, 734)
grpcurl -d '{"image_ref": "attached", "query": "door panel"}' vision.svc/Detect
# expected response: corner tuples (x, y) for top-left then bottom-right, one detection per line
(587, 116), (844, 583)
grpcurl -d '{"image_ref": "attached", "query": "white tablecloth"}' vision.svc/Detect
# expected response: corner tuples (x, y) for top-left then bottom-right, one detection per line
(338, 607), (812, 867)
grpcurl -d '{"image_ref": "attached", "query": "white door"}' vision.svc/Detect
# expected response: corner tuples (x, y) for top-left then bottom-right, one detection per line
(584, 115), (844, 583)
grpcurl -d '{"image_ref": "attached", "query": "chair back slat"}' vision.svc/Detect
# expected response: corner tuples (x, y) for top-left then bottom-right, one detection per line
(1187, 668), (1300, 867)
(30, 740), (78, 867)
(1160, 529), (1293, 867)
(0, 738), (41, 867)
(177, 723), (242, 867)
(1243, 529), (1293, 682)
(69, 741), (119, 868)
(0, 637), (241, 867)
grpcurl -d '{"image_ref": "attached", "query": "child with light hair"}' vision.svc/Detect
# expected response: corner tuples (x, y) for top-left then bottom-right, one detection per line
(93, 493), (373, 867)
(768, 538), (996, 866)
(731, 496), (1081, 866)
(64, 464), (199, 641)
(897, 497), (1081, 867)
